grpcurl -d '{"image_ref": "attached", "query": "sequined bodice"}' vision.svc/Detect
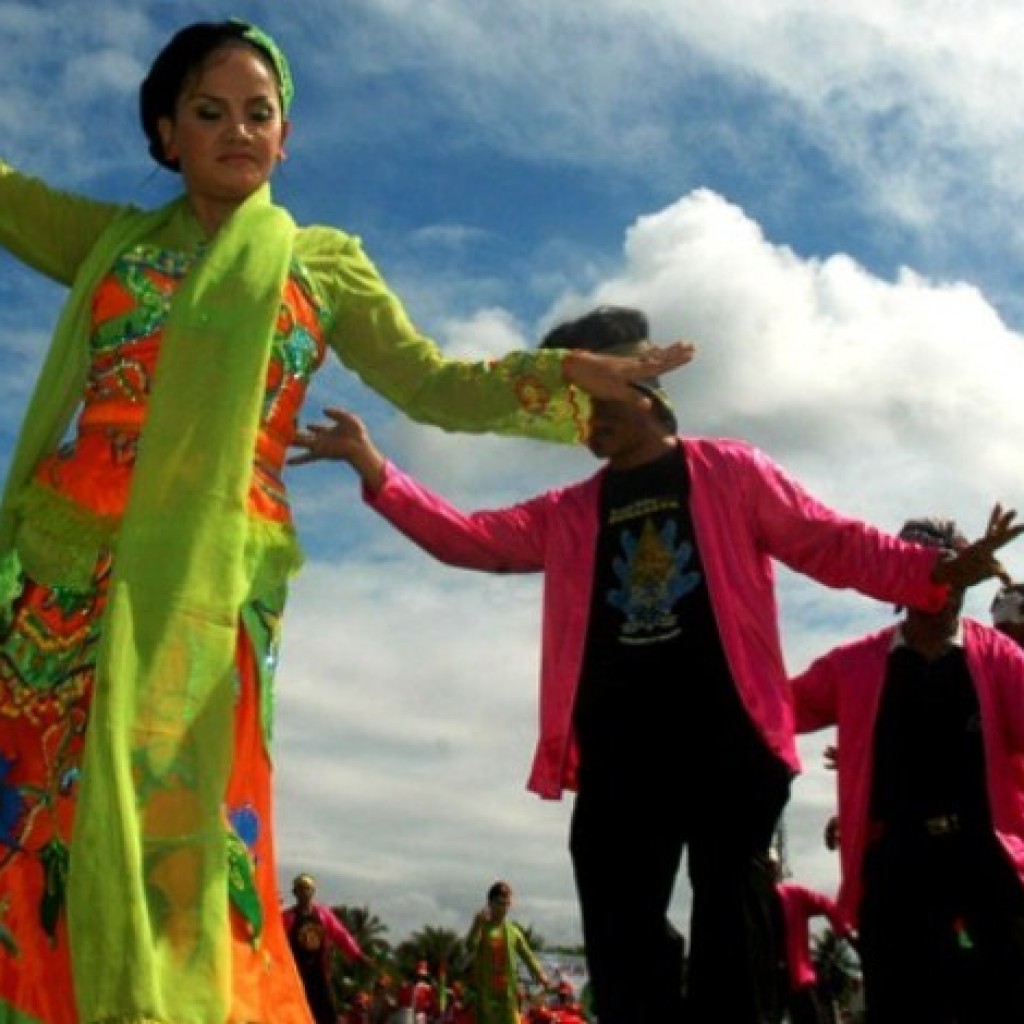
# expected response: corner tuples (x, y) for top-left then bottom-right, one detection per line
(34, 243), (327, 525)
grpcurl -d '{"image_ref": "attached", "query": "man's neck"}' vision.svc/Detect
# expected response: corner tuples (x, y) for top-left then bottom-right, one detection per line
(900, 613), (960, 660)
(606, 435), (677, 471)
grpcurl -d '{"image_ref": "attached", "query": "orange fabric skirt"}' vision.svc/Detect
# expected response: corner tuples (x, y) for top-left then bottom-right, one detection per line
(0, 566), (313, 1024)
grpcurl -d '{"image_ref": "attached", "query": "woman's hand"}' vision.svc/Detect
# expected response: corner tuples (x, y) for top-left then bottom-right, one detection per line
(561, 341), (696, 405)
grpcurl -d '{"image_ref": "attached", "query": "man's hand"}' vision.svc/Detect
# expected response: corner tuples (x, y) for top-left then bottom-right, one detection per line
(931, 503), (1023, 590)
(561, 341), (696, 406)
(288, 407), (386, 492)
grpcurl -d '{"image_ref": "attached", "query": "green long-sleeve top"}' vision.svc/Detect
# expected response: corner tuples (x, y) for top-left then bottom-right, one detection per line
(0, 156), (589, 600)
(0, 157), (583, 444)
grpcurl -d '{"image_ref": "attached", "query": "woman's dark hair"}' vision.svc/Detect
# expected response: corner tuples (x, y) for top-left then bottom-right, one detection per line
(139, 21), (283, 171)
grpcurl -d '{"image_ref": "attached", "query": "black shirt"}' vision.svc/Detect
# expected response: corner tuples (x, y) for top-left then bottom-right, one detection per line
(573, 447), (743, 781)
(869, 638), (991, 832)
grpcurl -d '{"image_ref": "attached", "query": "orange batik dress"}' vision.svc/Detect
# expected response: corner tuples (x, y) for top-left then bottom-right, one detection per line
(0, 241), (324, 1024)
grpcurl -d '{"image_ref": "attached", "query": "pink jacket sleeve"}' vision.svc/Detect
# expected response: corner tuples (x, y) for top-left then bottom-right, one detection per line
(364, 460), (554, 572)
(320, 906), (364, 961)
(778, 883), (852, 989)
(790, 654), (841, 734)
(733, 444), (947, 610)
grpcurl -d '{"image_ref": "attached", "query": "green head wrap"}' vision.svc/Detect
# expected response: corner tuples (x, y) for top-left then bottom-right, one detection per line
(232, 18), (295, 113)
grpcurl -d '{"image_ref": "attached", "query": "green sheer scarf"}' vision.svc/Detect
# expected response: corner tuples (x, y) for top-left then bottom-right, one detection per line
(0, 184), (295, 1023)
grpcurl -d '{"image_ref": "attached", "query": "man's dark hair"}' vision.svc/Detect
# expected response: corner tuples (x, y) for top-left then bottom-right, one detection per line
(539, 306), (649, 353)
(540, 306), (677, 433)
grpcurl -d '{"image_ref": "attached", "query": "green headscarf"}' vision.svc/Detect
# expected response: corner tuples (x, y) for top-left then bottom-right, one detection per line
(232, 18), (295, 113)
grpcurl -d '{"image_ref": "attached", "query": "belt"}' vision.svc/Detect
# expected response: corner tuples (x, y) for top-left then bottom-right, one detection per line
(922, 813), (961, 837)
(869, 813), (964, 842)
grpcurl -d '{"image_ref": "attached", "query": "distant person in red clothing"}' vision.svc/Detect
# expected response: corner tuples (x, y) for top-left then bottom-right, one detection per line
(396, 961), (440, 1024)
(282, 873), (368, 1024)
(549, 979), (588, 1023)
(769, 854), (854, 1024)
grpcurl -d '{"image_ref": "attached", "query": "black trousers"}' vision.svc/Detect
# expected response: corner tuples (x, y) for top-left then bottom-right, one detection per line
(788, 983), (831, 1024)
(859, 827), (1024, 1023)
(569, 731), (791, 1024)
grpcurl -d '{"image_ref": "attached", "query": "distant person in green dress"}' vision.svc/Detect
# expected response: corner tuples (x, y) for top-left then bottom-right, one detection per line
(467, 880), (551, 1024)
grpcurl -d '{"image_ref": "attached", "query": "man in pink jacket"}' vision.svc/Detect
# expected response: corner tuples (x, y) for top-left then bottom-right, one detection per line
(282, 873), (367, 1024)
(292, 307), (1020, 1024)
(792, 518), (1024, 1022)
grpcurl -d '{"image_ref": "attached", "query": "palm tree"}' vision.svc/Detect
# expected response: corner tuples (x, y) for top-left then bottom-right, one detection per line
(397, 924), (468, 977)
(812, 927), (863, 1023)
(335, 904), (392, 962)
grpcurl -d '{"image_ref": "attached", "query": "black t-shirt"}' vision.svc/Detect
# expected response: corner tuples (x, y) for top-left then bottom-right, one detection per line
(573, 447), (742, 781)
(869, 641), (991, 831)
(288, 906), (327, 973)
(287, 906), (337, 1023)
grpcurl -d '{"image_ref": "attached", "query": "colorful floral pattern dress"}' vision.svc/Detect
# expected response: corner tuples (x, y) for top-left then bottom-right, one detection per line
(0, 241), (326, 1024)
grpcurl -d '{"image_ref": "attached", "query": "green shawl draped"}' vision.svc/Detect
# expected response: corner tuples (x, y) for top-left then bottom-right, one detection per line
(0, 186), (294, 1023)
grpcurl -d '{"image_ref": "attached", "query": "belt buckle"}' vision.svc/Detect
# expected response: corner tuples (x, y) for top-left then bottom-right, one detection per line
(924, 814), (959, 836)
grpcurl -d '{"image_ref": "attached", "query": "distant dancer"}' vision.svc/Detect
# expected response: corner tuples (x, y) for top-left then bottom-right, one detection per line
(466, 880), (550, 1024)
(282, 873), (367, 1024)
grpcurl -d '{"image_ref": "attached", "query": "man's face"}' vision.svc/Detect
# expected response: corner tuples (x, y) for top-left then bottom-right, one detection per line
(905, 583), (964, 634)
(585, 398), (662, 463)
(294, 879), (315, 905)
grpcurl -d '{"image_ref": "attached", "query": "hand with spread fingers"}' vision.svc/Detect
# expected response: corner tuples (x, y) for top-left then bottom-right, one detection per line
(561, 340), (696, 406)
(931, 503), (1023, 590)
(290, 407), (386, 490)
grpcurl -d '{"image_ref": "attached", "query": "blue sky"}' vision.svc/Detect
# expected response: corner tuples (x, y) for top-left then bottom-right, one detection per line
(2, 0), (1024, 949)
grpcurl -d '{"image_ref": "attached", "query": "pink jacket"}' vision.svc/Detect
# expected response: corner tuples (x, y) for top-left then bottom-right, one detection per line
(776, 882), (851, 990)
(366, 437), (946, 797)
(791, 619), (1024, 925)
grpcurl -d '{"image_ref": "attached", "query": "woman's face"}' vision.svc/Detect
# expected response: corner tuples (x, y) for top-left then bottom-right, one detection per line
(489, 889), (512, 921)
(158, 44), (289, 223)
